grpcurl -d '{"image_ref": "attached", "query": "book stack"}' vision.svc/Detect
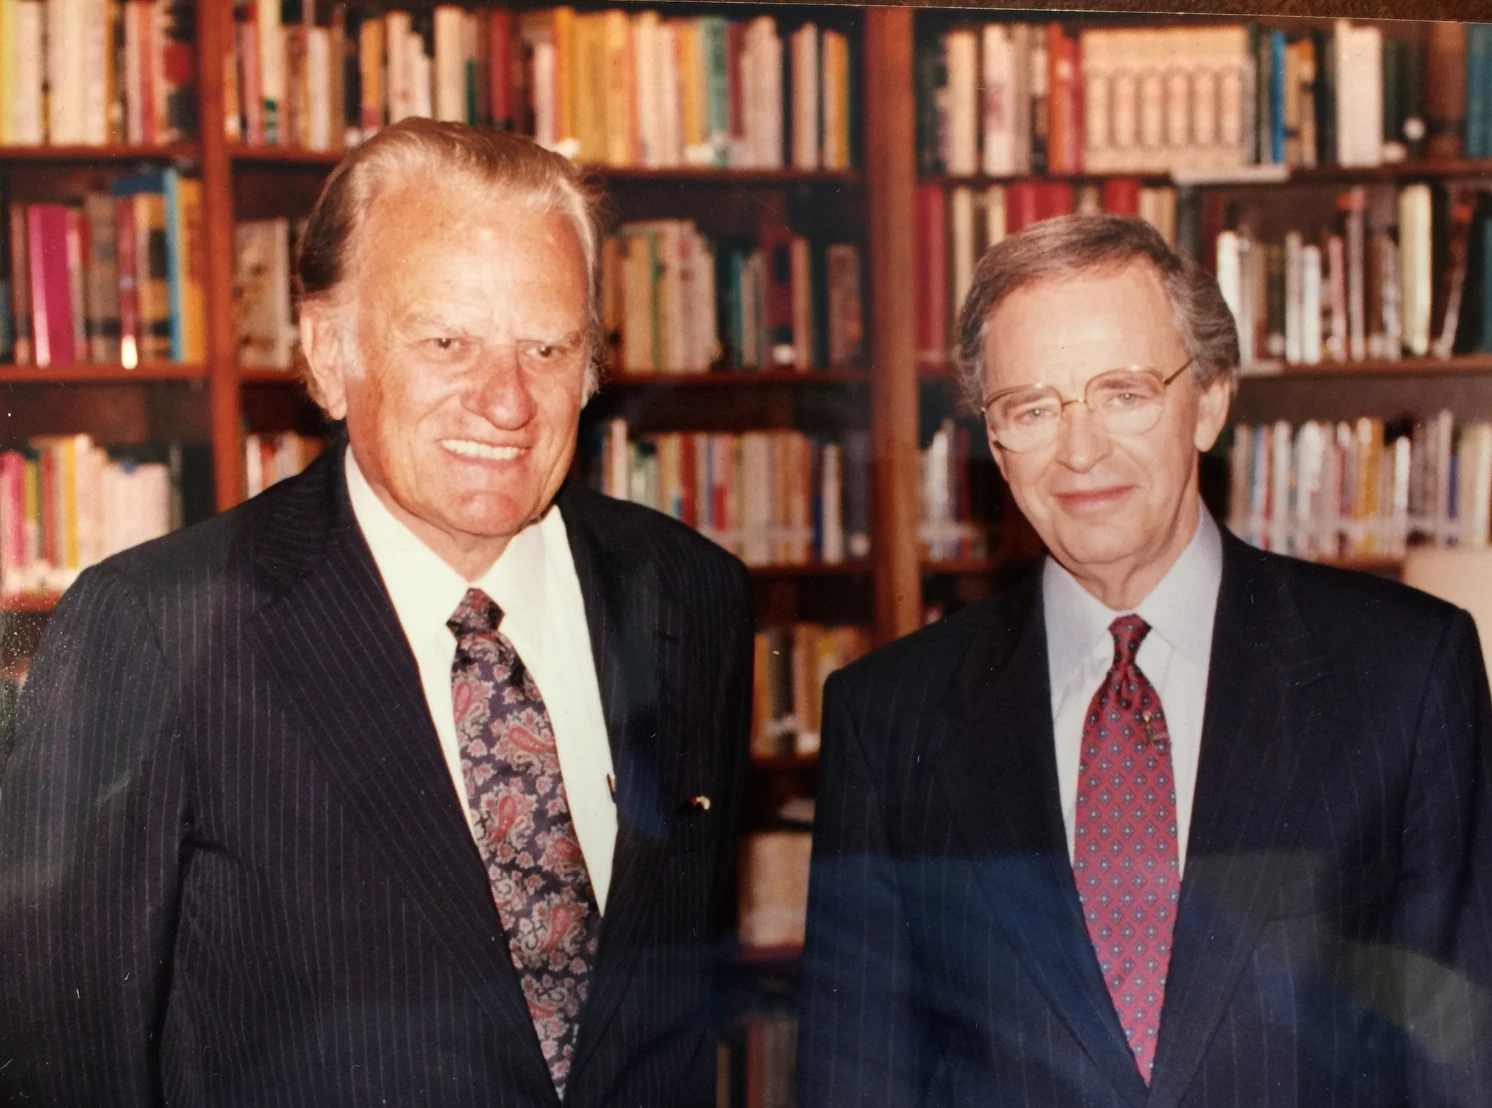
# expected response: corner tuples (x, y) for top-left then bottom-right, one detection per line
(605, 218), (863, 374)
(228, 5), (856, 170)
(1226, 412), (1492, 560)
(0, 435), (180, 598)
(234, 217), (300, 369)
(0, 0), (195, 147)
(915, 178), (1176, 368)
(921, 417), (1000, 561)
(736, 830), (812, 951)
(752, 622), (870, 759)
(916, 19), (1482, 177)
(243, 432), (324, 498)
(590, 422), (871, 567)
(1, 169), (205, 368)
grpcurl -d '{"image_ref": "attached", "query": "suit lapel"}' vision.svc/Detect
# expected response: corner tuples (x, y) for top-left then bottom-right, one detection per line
(1146, 536), (1341, 1108)
(559, 486), (690, 1084)
(244, 447), (555, 1093)
(928, 572), (1150, 1108)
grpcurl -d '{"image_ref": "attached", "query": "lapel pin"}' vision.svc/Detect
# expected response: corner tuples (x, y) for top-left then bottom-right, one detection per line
(689, 794), (712, 811)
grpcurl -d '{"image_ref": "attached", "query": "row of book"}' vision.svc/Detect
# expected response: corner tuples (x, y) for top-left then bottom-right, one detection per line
(921, 418), (998, 562)
(752, 622), (870, 762)
(604, 220), (863, 375)
(915, 179), (1181, 369)
(0, 435), (181, 598)
(0, 0), (194, 147)
(229, 5), (856, 171)
(235, 217), (301, 369)
(244, 432), (323, 498)
(589, 423), (871, 567)
(1225, 413), (1492, 560)
(737, 827), (811, 953)
(917, 19), (1476, 178)
(0, 170), (205, 368)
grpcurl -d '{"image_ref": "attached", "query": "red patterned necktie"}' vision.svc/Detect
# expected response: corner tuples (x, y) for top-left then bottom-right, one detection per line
(1072, 614), (1179, 1083)
(449, 587), (599, 1098)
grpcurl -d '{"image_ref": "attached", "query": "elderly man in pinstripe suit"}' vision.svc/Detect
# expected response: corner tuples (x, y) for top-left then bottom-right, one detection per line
(0, 119), (753, 1107)
(799, 214), (1492, 1108)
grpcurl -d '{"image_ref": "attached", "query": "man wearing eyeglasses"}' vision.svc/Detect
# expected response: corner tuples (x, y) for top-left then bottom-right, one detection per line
(799, 212), (1492, 1108)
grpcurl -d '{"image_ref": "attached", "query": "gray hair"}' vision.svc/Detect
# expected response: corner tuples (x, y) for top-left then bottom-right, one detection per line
(294, 118), (607, 408)
(954, 212), (1240, 413)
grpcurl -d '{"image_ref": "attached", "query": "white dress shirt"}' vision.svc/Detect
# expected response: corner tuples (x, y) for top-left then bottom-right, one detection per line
(1043, 505), (1223, 876)
(345, 447), (617, 912)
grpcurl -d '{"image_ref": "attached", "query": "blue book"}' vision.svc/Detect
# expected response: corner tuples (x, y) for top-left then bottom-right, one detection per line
(1478, 220), (1492, 352)
(1270, 31), (1287, 165)
(1465, 25), (1489, 159)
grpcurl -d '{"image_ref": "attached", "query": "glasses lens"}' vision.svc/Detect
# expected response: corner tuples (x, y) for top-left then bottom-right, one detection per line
(988, 388), (1063, 452)
(1088, 369), (1167, 436)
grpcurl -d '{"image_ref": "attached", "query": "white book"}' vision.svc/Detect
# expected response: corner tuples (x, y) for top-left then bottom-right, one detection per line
(1080, 29), (1112, 172)
(1326, 234), (1348, 360)
(1284, 231), (1303, 363)
(1301, 244), (1322, 364)
(1269, 420), (1293, 553)
(259, 0), (284, 138)
(944, 28), (978, 177)
(10, 0), (44, 143)
(981, 24), (1016, 176)
(433, 5), (467, 123)
(790, 24), (820, 170)
(410, 33), (432, 121)
(307, 28), (333, 150)
(633, 11), (661, 167)
(82, 0), (109, 143)
(1295, 422), (1326, 557)
(1391, 434), (1411, 555)
(1399, 183), (1432, 357)
(985, 185), (1007, 248)
(383, 12), (414, 123)
(1215, 231), (1243, 334)
(46, 0), (87, 143)
(1236, 231), (1255, 369)
(1334, 21), (1384, 167)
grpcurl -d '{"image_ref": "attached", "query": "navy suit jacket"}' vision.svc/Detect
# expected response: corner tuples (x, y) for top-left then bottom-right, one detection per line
(0, 444), (754, 1107)
(799, 530), (1492, 1108)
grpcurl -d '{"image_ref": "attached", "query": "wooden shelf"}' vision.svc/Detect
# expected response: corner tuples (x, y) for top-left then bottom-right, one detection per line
(1239, 355), (1492, 379)
(0, 362), (207, 382)
(0, 592), (61, 614)
(226, 143), (859, 184)
(747, 561), (873, 578)
(750, 755), (819, 772)
(923, 556), (1005, 575)
(927, 158), (1492, 189)
(602, 369), (869, 388)
(0, 143), (200, 163)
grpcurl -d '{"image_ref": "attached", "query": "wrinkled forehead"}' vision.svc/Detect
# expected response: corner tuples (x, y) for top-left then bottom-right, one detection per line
(980, 264), (1185, 395)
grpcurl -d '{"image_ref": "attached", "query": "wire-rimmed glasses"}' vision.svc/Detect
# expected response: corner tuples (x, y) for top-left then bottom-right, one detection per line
(980, 358), (1195, 454)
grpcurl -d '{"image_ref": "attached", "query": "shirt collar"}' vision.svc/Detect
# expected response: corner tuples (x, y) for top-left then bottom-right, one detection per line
(1042, 503), (1223, 695)
(344, 445), (551, 644)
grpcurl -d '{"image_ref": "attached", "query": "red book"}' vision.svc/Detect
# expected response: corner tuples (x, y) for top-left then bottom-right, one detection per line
(488, 7), (513, 130)
(680, 433), (698, 529)
(1036, 182), (1074, 222)
(1101, 178), (1142, 215)
(1006, 181), (1040, 233)
(915, 184), (948, 370)
(27, 205), (77, 368)
(134, 2), (157, 145)
(238, 14), (264, 145)
(115, 196), (140, 368)
(758, 219), (796, 367)
(726, 20), (744, 150)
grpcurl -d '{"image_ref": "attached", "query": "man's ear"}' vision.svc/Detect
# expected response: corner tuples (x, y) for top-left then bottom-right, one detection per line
(299, 304), (351, 421)
(1192, 372), (1233, 453)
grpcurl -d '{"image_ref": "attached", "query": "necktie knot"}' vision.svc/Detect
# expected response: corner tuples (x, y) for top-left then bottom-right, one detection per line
(448, 587), (503, 641)
(1108, 614), (1151, 666)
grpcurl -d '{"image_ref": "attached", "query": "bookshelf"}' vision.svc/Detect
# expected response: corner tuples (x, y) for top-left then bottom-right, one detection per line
(8, 6), (1492, 1099)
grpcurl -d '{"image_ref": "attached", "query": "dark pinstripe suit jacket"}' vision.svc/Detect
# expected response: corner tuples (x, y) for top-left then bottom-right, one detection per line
(0, 444), (754, 1107)
(799, 530), (1492, 1108)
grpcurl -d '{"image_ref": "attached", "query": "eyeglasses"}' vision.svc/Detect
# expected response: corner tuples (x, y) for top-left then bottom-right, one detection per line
(980, 358), (1195, 454)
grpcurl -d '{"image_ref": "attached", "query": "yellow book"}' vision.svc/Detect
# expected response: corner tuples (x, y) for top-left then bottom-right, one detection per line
(553, 6), (577, 153)
(59, 435), (79, 572)
(0, 0), (14, 144)
(573, 12), (608, 164)
(175, 177), (207, 364)
(358, 16), (383, 134)
(676, 18), (701, 156)
(603, 9), (634, 166)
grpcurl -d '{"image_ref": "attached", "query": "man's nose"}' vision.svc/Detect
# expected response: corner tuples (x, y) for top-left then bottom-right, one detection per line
(1053, 402), (1111, 472)
(468, 345), (537, 427)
